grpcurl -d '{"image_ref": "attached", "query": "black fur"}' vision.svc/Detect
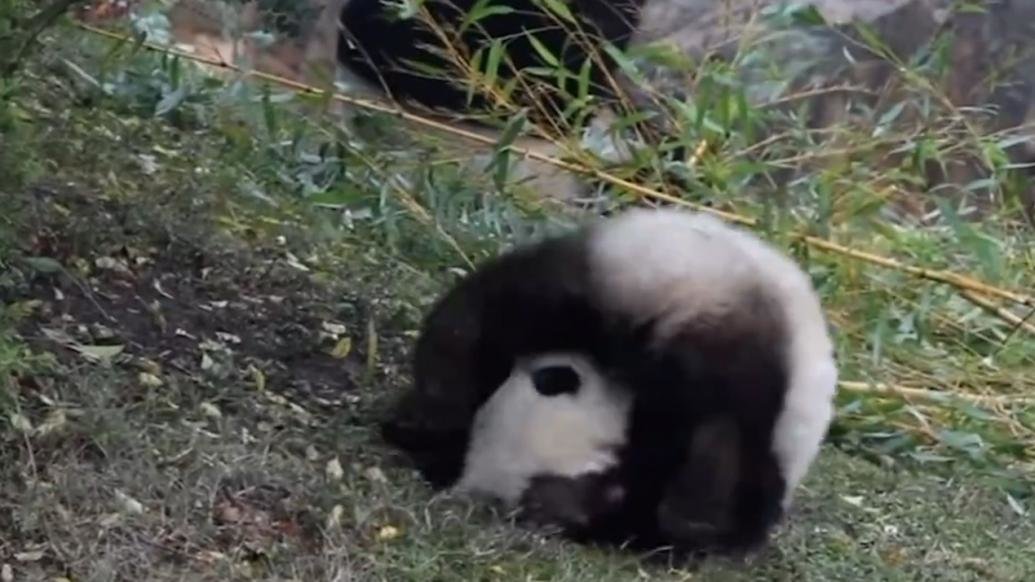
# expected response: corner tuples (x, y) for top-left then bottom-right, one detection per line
(337, 0), (645, 120)
(382, 223), (793, 556)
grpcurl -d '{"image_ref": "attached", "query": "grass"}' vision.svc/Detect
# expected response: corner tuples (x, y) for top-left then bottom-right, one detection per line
(0, 2), (1034, 580)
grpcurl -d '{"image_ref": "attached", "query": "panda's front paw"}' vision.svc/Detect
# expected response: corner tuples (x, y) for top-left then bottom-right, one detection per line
(656, 496), (731, 550)
(520, 471), (625, 533)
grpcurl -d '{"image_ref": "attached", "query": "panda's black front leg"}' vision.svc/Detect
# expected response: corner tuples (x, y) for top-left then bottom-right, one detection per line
(380, 404), (472, 488)
(655, 416), (741, 550)
(655, 416), (785, 555)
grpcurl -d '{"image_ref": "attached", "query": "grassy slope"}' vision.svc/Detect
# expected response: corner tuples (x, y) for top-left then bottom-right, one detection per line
(0, 32), (1033, 582)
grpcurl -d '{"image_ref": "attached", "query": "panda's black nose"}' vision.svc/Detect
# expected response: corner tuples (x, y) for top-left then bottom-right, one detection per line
(531, 365), (581, 396)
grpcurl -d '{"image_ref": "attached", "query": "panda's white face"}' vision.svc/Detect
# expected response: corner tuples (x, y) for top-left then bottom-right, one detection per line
(454, 353), (632, 506)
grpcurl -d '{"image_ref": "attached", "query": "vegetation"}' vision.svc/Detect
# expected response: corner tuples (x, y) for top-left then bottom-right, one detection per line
(0, 1), (1032, 579)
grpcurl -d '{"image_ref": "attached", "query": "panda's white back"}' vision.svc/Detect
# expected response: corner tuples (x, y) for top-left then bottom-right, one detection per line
(586, 208), (838, 506)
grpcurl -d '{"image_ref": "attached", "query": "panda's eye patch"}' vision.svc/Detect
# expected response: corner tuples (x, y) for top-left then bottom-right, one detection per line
(531, 365), (581, 396)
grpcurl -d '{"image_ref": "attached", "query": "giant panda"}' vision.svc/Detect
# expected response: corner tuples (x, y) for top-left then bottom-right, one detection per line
(382, 206), (838, 555)
(335, 0), (647, 120)
(333, 0), (675, 201)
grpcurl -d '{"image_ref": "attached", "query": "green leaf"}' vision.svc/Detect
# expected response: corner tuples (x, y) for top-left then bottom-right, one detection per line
(484, 39), (505, 90)
(535, 0), (576, 24)
(460, 0), (515, 33)
(874, 102), (906, 137)
(938, 430), (986, 460)
(155, 85), (187, 117)
(23, 256), (63, 274)
(792, 5), (826, 26)
(261, 86), (278, 137)
(485, 111), (527, 189)
(576, 57), (592, 100)
(852, 22), (891, 59)
(526, 32), (559, 68)
(496, 111), (526, 151)
(602, 44), (644, 86)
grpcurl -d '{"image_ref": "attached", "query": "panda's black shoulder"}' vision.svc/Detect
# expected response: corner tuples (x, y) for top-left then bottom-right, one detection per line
(456, 231), (604, 343)
(421, 227), (625, 369)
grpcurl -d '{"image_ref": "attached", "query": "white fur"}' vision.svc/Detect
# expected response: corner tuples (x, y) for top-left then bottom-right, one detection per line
(455, 353), (633, 505)
(587, 208), (838, 507)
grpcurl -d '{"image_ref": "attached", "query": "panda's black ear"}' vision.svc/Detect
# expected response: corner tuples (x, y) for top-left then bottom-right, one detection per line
(531, 365), (581, 396)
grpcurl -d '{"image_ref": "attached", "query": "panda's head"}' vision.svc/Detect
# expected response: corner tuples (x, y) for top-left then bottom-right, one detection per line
(454, 352), (633, 531)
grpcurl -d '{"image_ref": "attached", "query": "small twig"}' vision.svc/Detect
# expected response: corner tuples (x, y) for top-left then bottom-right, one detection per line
(57, 265), (118, 324)
(838, 380), (1035, 406)
(960, 289), (1035, 341)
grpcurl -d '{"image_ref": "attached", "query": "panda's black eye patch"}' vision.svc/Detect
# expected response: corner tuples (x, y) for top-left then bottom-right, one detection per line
(531, 365), (581, 396)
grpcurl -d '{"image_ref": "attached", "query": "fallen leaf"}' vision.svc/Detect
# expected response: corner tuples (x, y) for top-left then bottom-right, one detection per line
(40, 327), (76, 346)
(90, 323), (117, 341)
(138, 372), (163, 388)
(23, 256), (63, 274)
(841, 495), (864, 507)
(94, 256), (129, 273)
(321, 321), (347, 336)
(200, 402), (222, 419)
(250, 366), (267, 392)
(114, 489), (145, 515)
(7, 299), (42, 318)
(9, 413), (32, 434)
(13, 551), (44, 563)
(376, 525), (400, 541)
(138, 358), (162, 375)
(99, 512), (122, 528)
(326, 458), (344, 481)
(36, 409), (67, 436)
(305, 445), (319, 462)
(327, 504), (344, 529)
(330, 336), (352, 359)
(364, 466), (387, 484)
(366, 318), (378, 374)
(285, 252), (310, 272)
(136, 153), (159, 174)
(215, 331), (242, 345)
(194, 550), (227, 565)
(73, 344), (125, 361)
(1006, 492), (1028, 516)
